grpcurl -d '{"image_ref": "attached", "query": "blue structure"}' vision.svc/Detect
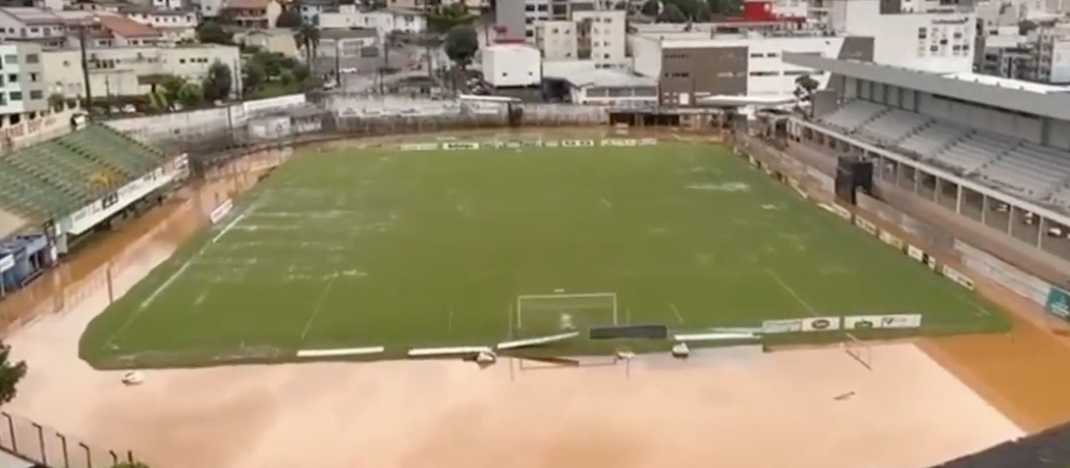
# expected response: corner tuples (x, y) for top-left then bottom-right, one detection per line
(0, 234), (51, 296)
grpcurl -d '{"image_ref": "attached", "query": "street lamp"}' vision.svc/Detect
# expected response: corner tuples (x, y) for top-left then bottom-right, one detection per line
(74, 15), (100, 119)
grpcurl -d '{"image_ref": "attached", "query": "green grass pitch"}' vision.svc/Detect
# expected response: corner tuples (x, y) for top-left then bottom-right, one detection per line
(79, 142), (1008, 368)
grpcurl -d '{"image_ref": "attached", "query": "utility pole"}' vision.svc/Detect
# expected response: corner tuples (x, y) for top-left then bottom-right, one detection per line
(77, 17), (99, 120)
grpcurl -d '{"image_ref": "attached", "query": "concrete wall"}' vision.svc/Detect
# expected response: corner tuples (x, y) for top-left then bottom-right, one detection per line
(105, 94), (307, 143)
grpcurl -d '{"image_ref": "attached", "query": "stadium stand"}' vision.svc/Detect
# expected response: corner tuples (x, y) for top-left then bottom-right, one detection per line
(820, 98), (1070, 204)
(0, 125), (168, 233)
(857, 109), (931, 144)
(929, 420), (1070, 468)
(820, 100), (888, 132)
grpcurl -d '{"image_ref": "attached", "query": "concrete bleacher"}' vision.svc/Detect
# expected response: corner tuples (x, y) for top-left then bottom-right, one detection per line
(857, 109), (931, 144)
(932, 132), (1009, 175)
(898, 122), (968, 158)
(820, 100), (887, 132)
(0, 124), (170, 235)
(979, 141), (1070, 198)
(818, 98), (1070, 207)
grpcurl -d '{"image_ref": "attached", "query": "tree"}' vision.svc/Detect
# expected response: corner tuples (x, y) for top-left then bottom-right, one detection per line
(196, 21), (233, 45)
(641, 0), (660, 16)
(202, 61), (233, 102)
(426, 3), (476, 34)
(658, 3), (687, 22)
(0, 342), (27, 406)
(176, 82), (203, 107)
(48, 93), (65, 111)
(793, 74), (820, 102)
(243, 60), (266, 93)
(707, 0), (742, 14)
(296, 23), (321, 65)
(160, 75), (187, 110)
(276, 9), (302, 29)
(444, 24), (478, 69)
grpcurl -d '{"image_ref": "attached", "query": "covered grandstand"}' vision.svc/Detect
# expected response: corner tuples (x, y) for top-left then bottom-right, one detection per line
(0, 125), (183, 296)
(782, 52), (1070, 266)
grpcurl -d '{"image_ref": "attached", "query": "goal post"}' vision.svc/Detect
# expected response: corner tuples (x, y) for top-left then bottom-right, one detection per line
(515, 292), (618, 337)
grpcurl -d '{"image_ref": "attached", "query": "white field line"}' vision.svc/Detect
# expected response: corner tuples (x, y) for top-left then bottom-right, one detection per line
(669, 302), (684, 324)
(448, 309), (454, 332)
(600, 198), (612, 209)
(211, 212), (247, 244)
(300, 274), (339, 340)
(764, 269), (818, 317)
(105, 206), (260, 348)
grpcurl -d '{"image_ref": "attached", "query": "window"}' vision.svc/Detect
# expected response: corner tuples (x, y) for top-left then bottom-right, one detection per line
(930, 45), (938, 52)
(604, 53), (610, 59)
(750, 52), (762, 58)
(29, 73), (37, 82)
(180, 58), (186, 63)
(603, 17), (611, 23)
(918, 27), (927, 38)
(6, 74), (15, 83)
(766, 52), (779, 58)
(29, 27), (38, 33)
(9, 92), (21, 101)
(25, 54), (37, 64)
(749, 71), (779, 76)
(3, 55), (15, 64)
(29, 90), (41, 100)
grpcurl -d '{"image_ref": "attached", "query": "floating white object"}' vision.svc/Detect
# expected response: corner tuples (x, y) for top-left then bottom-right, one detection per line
(616, 350), (635, 361)
(121, 371), (144, 386)
(554, 288), (565, 293)
(672, 343), (691, 358)
(476, 350), (497, 364)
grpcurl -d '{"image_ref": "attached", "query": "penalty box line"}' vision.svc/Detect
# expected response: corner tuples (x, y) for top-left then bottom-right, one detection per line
(102, 206), (257, 350)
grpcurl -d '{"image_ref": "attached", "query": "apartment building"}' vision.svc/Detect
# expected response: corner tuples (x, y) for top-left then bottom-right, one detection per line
(318, 6), (426, 36)
(43, 44), (241, 98)
(536, 9), (624, 62)
(823, 0), (977, 73)
(630, 28), (874, 106)
(221, 0), (282, 29)
(0, 41), (47, 116)
(978, 23), (1070, 84)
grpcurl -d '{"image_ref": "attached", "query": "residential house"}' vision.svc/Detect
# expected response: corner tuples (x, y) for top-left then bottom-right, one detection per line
(221, 0), (282, 29)
(120, 6), (197, 43)
(0, 7), (68, 47)
(192, 0), (225, 17)
(69, 0), (129, 13)
(312, 27), (378, 75)
(319, 6), (426, 38)
(298, 0), (335, 24)
(44, 43), (242, 98)
(151, 0), (187, 10)
(0, 41), (68, 150)
(235, 28), (300, 57)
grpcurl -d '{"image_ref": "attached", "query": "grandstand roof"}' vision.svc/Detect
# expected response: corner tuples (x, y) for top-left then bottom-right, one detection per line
(782, 52), (1070, 122)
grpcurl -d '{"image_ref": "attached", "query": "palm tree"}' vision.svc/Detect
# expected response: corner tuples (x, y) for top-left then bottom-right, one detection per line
(296, 23), (321, 66)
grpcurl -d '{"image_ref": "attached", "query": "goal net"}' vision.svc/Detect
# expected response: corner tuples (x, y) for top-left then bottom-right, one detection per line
(515, 292), (618, 337)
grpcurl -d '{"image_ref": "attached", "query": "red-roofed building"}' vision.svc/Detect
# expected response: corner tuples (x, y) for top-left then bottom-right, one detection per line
(221, 0), (282, 29)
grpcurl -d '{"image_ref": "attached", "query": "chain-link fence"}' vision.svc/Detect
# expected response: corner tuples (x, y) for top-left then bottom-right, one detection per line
(0, 411), (135, 468)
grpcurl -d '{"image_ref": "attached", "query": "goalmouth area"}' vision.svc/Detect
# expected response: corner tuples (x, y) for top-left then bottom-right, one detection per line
(77, 136), (1009, 369)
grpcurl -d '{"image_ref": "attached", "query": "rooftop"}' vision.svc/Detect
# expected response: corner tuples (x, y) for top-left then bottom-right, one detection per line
(544, 67), (656, 88)
(118, 5), (195, 15)
(0, 7), (64, 24)
(224, 0), (268, 9)
(98, 15), (160, 38)
(319, 27), (378, 39)
(940, 72), (1070, 95)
